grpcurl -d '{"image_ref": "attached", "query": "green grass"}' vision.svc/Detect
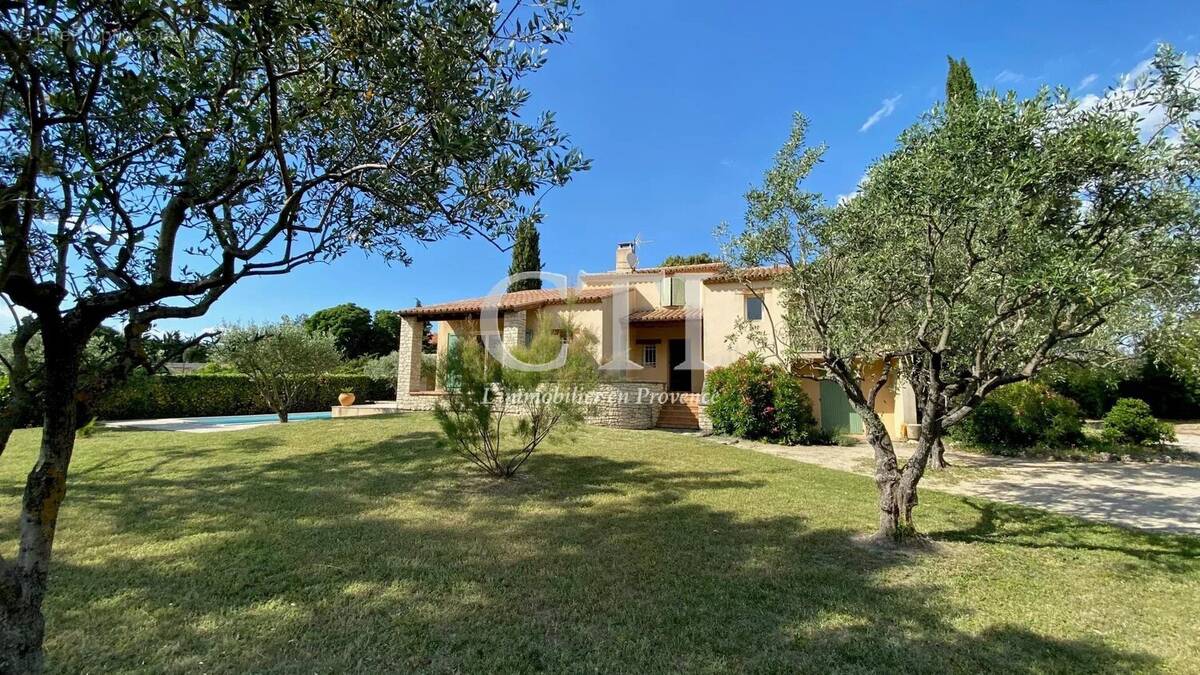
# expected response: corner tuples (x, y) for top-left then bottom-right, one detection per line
(2, 414), (1197, 673)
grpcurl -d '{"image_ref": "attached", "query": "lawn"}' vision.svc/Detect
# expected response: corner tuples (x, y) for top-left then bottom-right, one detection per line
(2, 414), (1197, 673)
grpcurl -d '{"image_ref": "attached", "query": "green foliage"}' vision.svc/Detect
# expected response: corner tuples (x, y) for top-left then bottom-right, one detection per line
(952, 382), (1084, 452)
(434, 321), (598, 478)
(945, 56), (978, 110)
(214, 320), (344, 421)
(1119, 354), (1200, 420)
(304, 304), (373, 359)
(94, 374), (394, 420)
(507, 220), (544, 292)
(143, 331), (212, 364)
(372, 310), (407, 355)
(1101, 398), (1176, 446)
(705, 354), (823, 445)
(75, 417), (99, 439)
(360, 352), (400, 381)
(302, 305), (417, 359)
(1040, 363), (1122, 418)
(660, 253), (717, 267)
(723, 48), (1200, 442)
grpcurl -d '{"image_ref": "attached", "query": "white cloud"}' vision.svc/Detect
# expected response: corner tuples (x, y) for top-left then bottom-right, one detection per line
(1118, 57), (1155, 88)
(858, 95), (902, 133)
(1076, 73), (1098, 90)
(836, 171), (871, 205)
(1064, 51), (1200, 142)
(994, 69), (1025, 84)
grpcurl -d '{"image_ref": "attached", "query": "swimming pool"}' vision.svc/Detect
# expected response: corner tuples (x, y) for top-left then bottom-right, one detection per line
(106, 410), (332, 433)
(184, 411), (331, 426)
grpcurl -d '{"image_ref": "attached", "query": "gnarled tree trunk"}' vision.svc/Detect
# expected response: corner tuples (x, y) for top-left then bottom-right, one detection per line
(0, 336), (81, 673)
(929, 434), (950, 469)
(860, 410), (904, 541)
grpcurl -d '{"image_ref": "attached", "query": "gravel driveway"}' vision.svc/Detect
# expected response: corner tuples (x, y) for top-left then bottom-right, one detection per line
(712, 434), (1200, 535)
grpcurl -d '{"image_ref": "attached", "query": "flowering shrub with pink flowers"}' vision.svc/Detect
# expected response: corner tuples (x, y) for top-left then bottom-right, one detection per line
(705, 354), (824, 445)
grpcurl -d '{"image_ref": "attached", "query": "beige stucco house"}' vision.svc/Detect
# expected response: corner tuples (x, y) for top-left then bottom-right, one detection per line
(357, 242), (917, 436)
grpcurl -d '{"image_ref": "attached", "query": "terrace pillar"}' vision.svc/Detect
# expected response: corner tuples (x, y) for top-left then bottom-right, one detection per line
(502, 310), (526, 349)
(397, 316), (424, 395)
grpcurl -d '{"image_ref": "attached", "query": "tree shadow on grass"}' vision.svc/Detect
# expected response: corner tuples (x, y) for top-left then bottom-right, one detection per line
(933, 498), (1200, 574)
(39, 429), (1166, 673)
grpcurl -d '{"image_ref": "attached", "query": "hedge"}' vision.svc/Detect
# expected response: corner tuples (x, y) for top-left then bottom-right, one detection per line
(90, 374), (395, 420)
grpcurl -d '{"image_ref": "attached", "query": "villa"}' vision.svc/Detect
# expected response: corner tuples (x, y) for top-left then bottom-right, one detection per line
(358, 242), (918, 437)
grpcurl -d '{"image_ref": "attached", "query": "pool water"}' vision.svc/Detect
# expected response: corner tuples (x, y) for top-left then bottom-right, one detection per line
(176, 411), (331, 427)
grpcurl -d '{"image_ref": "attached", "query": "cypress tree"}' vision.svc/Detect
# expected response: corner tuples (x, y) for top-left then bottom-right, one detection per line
(945, 56), (978, 112)
(507, 220), (543, 292)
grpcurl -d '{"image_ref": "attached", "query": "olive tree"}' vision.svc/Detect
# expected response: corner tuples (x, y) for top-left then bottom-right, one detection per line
(0, 0), (587, 667)
(213, 320), (341, 422)
(724, 48), (1199, 542)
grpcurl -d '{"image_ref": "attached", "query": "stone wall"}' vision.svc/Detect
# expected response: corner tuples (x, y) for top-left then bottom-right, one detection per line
(582, 381), (665, 430)
(697, 402), (713, 432)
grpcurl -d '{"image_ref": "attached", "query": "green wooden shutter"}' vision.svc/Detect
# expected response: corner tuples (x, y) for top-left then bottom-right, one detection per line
(671, 277), (685, 306)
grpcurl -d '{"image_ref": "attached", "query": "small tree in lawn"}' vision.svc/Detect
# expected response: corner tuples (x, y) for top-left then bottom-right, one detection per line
(215, 321), (342, 422)
(723, 47), (1200, 542)
(0, 1), (587, 665)
(434, 321), (598, 478)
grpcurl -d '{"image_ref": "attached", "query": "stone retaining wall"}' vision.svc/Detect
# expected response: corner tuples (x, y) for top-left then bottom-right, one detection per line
(581, 382), (665, 430)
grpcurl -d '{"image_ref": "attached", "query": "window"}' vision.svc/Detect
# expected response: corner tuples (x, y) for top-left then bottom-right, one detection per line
(642, 343), (657, 367)
(745, 295), (764, 321)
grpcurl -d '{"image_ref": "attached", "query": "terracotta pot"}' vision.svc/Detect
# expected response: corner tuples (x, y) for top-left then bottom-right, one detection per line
(338, 392), (355, 407)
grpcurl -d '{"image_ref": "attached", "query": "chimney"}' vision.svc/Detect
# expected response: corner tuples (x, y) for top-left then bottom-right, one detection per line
(615, 241), (638, 272)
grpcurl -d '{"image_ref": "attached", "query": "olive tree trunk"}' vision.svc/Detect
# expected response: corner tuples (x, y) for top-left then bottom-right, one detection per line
(0, 336), (82, 673)
(858, 382), (944, 542)
(862, 412), (904, 540)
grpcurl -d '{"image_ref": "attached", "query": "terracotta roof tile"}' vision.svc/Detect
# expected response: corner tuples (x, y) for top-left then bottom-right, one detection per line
(632, 262), (727, 275)
(703, 265), (787, 284)
(398, 287), (611, 318)
(628, 307), (702, 322)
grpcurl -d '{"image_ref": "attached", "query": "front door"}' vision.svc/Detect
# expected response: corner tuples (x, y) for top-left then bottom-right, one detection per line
(668, 339), (691, 392)
(820, 379), (863, 434)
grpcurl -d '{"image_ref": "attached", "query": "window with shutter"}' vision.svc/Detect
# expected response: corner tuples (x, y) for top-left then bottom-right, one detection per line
(671, 277), (685, 306)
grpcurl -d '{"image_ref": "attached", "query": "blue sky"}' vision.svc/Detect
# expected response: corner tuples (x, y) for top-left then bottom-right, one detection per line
(158, 1), (1198, 333)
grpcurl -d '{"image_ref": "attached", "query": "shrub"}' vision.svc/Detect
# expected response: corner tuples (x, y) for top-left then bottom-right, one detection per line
(705, 354), (821, 445)
(360, 351), (400, 380)
(952, 381), (1083, 451)
(434, 321), (598, 478)
(1101, 398), (1176, 446)
(1040, 363), (1120, 418)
